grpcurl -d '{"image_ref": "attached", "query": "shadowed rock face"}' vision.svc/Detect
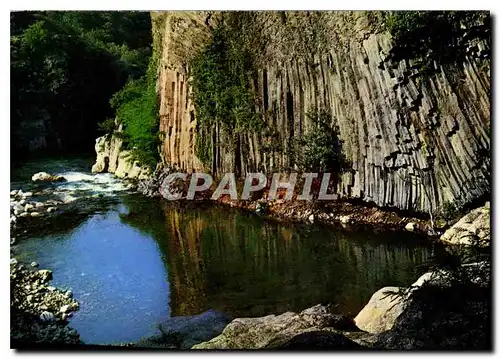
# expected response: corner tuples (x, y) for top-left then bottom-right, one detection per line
(135, 310), (231, 349)
(278, 331), (363, 350)
(152, 11), (490, 214)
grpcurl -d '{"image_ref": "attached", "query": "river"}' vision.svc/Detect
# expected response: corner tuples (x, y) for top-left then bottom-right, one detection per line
(10, 157), (446, 345)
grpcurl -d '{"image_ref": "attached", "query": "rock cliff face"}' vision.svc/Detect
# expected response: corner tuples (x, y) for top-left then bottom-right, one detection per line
(91, 124), (151, 180)
(152, 11), (490, 214)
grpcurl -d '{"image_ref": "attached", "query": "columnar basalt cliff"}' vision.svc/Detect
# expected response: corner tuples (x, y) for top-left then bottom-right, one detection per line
(152, 11), (490, 214)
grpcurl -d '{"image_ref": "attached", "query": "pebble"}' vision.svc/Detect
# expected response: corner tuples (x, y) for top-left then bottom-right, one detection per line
(19, 212), (29, 217)
(60, 304), (70, 313)
(23, 192), (33, 197)
(35, 202), (45, 208)
(10, 190), (18, 196)
(25, 204), (34, 211)
(65, 290), (73, 298)
(10, 216), (16, 223)
(30, 212), (41, 217)
(47, 286), (56, 292)
(10, 258), (18, 265)
(308, 214), (315, 223)
(47, 207), (56, 213)
(31, 261), (39, 268)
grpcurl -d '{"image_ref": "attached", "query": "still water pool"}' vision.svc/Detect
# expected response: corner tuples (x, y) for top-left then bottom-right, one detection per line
(12, 158), (445, 345)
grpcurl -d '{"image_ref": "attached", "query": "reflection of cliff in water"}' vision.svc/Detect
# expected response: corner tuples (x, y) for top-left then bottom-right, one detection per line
(120, 197), (442, 319)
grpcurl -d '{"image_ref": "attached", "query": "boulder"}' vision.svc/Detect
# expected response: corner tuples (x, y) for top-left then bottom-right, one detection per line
(136, 309), (230, 349)
(32, 172), (66, 182)
(354, 286), (408, 334)
(440, 204), (490, 246)
(405, 222), (416, 232)
(193, 305), (359, 349)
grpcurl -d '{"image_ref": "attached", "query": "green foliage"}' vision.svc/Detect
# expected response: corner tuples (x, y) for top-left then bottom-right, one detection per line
(382, 11), (489, 69)
(440, 201), (462, 221)
(10, 11), (152, 158)
(293, 108), (348, 173)
(97, 118), (117, 134)
(190, 20), (262, 166)
(110, 72), (159, 169)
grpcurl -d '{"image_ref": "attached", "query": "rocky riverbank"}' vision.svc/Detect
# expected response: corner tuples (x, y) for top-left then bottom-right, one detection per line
(193, 261), (491, 350)
(134, 167), (491, 241)
(10, 259), (82, 348)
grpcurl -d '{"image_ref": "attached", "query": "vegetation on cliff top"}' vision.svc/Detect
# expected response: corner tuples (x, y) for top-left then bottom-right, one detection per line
(381, 11), (489, 70)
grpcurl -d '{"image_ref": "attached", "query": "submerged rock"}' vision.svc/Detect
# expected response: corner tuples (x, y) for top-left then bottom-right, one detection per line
(136, 309), (230, 349)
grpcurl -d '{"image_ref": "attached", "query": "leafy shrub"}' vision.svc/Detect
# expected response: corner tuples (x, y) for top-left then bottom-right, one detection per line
(110, 73), (159, 169)
(293, 108), (349, 173)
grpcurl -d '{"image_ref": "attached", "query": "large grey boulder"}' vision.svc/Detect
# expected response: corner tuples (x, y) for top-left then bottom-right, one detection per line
(192, 305), (358, 349)
(354, 286), (407, 334)
(440, 203), (490, 246)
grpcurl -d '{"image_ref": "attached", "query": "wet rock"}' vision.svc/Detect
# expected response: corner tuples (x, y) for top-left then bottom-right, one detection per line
(30, 212), (40, 217)
(19, 212), (29, 218)
(31, 262), (39, 268)
(60, 305), (70, 314)
(47, 207), (57, 213)
(308, 214), (315, 223)
(11, 190), (19, 196)
(65, 290), (73, 298)
(24, 204), (34, 211)
(23, 192), (33, 197)
(32, 172), (66, 182)
(11, 258), (18, 265)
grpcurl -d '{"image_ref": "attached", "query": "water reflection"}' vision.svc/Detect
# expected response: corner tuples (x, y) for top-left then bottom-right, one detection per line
(121, 197), (441, 318)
